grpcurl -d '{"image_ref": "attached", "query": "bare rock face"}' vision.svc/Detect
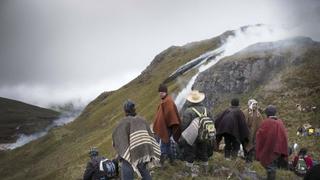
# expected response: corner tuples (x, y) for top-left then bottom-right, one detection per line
(192, 37), (319, 109)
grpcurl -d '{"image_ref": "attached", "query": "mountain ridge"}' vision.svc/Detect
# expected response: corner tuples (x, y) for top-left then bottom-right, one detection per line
(0, 97), (60, 144)
(0, 26), (319, 179)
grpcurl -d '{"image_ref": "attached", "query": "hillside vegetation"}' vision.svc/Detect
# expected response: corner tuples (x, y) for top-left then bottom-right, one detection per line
(0, 97), (60, 144)
(0, 30), (319, 180)
(0, 31), (227, 179)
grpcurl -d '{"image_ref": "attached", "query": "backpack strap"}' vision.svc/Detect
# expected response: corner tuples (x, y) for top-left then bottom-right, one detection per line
(204, 108), (207, 117)
(191, 107), (207, 117)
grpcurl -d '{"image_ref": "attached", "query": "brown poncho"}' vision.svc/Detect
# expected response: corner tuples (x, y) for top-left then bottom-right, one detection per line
(153, 95), (181, 143)
(244, 109), (263, 151)
(112, 116), (160, 169)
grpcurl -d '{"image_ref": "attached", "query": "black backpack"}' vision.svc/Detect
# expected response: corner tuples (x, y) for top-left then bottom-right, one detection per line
(92, 157), (118, 179)
(191, 107), (215, 141)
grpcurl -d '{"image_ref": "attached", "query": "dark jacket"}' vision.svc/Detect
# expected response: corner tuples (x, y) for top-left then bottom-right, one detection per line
(83, 156), (107, 180)
(181, 103), (213, 132)
(304, 164), (320, 180)
(181, 102), (214, 162)
(215, 106), (249, 143)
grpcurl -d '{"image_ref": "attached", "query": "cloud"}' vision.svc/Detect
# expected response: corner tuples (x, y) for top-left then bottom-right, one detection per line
(0, 0), (319, 106)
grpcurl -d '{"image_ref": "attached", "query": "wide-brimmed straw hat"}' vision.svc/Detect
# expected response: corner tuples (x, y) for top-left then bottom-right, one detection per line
(186, 90), (205, 103)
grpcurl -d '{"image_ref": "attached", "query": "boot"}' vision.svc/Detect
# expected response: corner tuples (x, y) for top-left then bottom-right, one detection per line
(225, 150), (231, 160)
(182, 162), (194, 177)
(267, 171), (276, 180)
(168, 153), (175, 165)
(160, 154), (167, 167)
(191, 164), (199, 177)
(231, 150), (238, 159)
(200, 161), (209, 175)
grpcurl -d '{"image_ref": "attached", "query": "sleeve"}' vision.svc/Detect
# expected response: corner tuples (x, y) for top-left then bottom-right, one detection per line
(305, 156), (313, 169)
(292, 156), (298, 167)
(181, 109), (193, 131)
(83, 162), (94, 180)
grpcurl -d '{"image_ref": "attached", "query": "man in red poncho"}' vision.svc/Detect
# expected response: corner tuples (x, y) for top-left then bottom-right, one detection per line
(256, 105), (288, 180)
(153, 84), (181, 166)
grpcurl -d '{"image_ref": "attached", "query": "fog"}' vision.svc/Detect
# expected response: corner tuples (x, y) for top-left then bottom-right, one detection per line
(174, 25), (293, 110)
(0, 0), (319, 107)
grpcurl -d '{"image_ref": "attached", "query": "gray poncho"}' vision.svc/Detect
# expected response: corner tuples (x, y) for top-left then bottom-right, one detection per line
(112, 116), (160, 170)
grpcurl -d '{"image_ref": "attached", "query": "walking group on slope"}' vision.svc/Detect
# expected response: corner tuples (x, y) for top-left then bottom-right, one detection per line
(83, 83), (319, 180)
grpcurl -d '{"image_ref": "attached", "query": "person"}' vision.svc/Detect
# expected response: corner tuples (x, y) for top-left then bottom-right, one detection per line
(180, 90), (213, 177)
(112, 100), (160, 180)
(292, 148), (313, 176)
(83, 147), (118, 180)
(215, 98), (249, 160)
(256, 105), (288, 180)
(153, 84), (181, 166)
(304, 164), (320, 180)
(243, 99), (263, 162)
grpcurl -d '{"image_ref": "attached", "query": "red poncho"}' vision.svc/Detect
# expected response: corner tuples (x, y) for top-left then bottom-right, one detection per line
(256, 118), (288, 167)
(153, 95), (181, 143)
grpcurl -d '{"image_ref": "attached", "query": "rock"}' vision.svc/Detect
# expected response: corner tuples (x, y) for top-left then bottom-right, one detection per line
(192, 37), (320, 109)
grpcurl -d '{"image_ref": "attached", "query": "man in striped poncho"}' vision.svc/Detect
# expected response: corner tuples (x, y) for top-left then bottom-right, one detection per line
(112, 100), (160, 180)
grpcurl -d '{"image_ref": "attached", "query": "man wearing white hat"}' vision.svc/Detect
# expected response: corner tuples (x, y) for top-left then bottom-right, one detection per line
(180, 90), (213, 177)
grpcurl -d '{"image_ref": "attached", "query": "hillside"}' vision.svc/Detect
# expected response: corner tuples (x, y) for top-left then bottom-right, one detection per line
(0, 27), (228, 180)
(0, 97), (60, 144)
(0, 27), (319, 180)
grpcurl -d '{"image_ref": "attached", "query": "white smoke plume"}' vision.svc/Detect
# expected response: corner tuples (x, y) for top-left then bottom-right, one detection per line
(174, 25), (294, 110)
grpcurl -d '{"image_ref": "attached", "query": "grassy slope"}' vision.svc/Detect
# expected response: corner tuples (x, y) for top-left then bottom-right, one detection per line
(1, 33), (319, 180)
(0, 35), (222, 179)
(0, 97), (60, 143)
(207, 42), (320, 179)
(151, 39), (320, 180)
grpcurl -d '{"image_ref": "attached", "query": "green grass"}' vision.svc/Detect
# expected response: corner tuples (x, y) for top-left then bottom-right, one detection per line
(0, 35), (319, 180)
(0, 35), (222, 180)
(0, 97), (60, 143)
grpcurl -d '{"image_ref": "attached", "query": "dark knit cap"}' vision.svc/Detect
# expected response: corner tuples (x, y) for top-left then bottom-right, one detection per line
(231, 98), (239, 106)
(158, 84), (168, 93)
(265, 105), (277, 116)
(123, 99), (136, 115)
(88, 147), (99, 157)
(299, 148), (307, 156)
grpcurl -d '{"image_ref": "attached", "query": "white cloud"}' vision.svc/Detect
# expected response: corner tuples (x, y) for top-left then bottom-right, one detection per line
(0, 0), (318, 106)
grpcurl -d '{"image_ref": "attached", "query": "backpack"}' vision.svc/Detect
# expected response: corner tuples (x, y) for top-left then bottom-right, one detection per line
(295, 156), (307, 175)
(181, 115), (200, 146)
(192, 107), (215, 141)
(308, 128), (315, 136)
(92, 157), (118, 179)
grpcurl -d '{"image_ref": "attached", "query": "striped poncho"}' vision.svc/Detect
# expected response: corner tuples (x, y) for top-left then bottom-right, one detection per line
(112, 115), (160, 170)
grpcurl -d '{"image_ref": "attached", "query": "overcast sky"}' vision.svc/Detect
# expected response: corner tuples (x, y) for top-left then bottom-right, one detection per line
(0, 0), (319, 107)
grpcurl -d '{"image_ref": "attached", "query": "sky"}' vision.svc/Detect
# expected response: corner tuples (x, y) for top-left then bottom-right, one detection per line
(0, 0), (319, 107)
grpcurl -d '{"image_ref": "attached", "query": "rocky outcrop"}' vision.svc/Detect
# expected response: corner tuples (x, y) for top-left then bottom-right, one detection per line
(192, 37), (320, 109)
